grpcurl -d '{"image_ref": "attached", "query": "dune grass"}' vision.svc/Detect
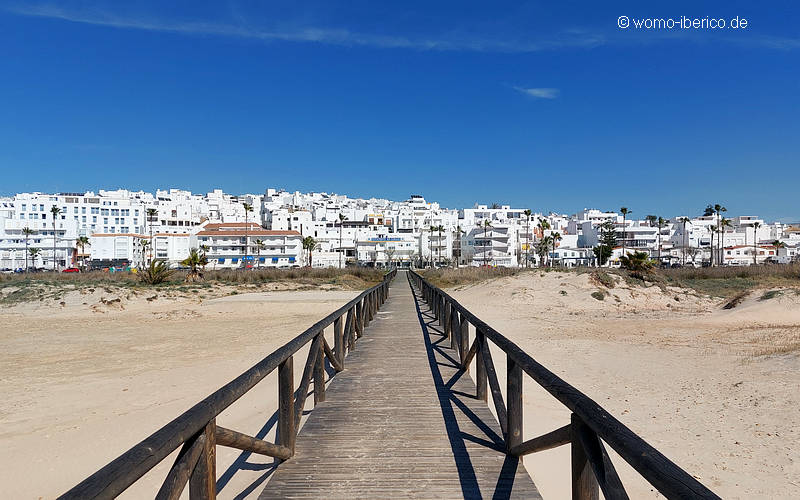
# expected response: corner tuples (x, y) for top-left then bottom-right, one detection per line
(421, 266), (526, 288)
(0, 267), (386, 298)
(659, 263), (800, 298)
(422, 263), (800, 298)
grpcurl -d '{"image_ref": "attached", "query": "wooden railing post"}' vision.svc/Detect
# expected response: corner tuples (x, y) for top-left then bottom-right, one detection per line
(189, 420), (216, 500)
(278, 357), (295, 458)
(314, 334), (325, 404)
(345, 308), (355, 351)
(571, 413), (599, 500)
(334, 316), (344, 367)
(475, 331), (488, 402)
(507, 355), (523, 452)
(450, 308), (458, 350)
(444, 301), (451, 339)
(355, 300), (364, 338)
(460, 317), (470, 368)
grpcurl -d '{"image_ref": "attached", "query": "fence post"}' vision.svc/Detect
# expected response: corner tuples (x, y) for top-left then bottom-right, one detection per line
(278, 357), (295, 457)
(507, 355), (523, 452)
(444, 301), (451, 339)
(334, 316), (344, 367)
(189, 420), (216, 500)
(450, 309), (459, 350)
(355, 300), (364, 338)
(571, 414), (599, 500)
(314, 336), (325, 404)
(460, 316), (470, 368)
(476, 331), (488, 402)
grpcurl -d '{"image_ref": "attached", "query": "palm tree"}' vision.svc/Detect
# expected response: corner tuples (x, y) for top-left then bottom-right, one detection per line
(22, 227), (34, 272)
(427, 225), (436, 268)
(537, 235), (552, 267)
(302, 236), (317, 268)
(620, 251), (654, 272)
(523, 209), (532, 267)
(146, 208), (158, 264)
(242, 202), (254, 268)
(711, 204), (727, 265)
(453, 226), (465, 268)
(751, 221), (762, 265)
(482, 220), (493, 266)
(773, 240), (786, 262)
(708, 225), (717, 267)
(677, 217), (690, 266)
(551, 232), (562, 267)
(199, 244), (210, 273)
(536, 218), (551, 267)
(181, 248), (208, 282)
(75, 236), (90, 270)
(720, 218), (732, 266)
(139, 239), (150, 269)
(254, 239), (265, 268)
(28, 247), (41, 269)
(338, 213), (347, 269)
(619, 207), (631, 258)
(50, 205), (62, 271)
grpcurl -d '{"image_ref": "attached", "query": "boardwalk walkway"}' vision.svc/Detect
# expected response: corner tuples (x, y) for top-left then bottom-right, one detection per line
(260, 271), (541, 499)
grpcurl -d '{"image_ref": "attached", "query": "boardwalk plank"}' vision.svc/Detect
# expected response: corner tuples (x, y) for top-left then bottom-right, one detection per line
(260, 272), (541, 499)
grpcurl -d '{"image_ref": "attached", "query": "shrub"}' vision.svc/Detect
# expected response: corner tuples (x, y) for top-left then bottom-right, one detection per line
(760, 290), (783, 301)
(592, 270), (616, 288)
(139, 260), (176, 285)
(620, 251), (655, 272)
(591, 290), (606, 301)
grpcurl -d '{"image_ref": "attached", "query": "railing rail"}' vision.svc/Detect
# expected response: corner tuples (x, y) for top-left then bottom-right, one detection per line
(408, 270), (720, 500)
(60, 269), (397, 500)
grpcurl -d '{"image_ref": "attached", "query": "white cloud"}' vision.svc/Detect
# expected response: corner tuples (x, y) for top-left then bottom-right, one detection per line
(3, 3), (605, 53)
(513, 87), (559, 99)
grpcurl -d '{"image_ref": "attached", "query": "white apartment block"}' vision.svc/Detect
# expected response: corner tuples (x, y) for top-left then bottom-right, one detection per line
(1, 186), (795, 271)
(194, 222), (302, 269)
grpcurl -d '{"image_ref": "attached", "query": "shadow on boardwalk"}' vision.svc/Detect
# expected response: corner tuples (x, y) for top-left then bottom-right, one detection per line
(259, 274), (540, 499)
(411, 281), (528, 499)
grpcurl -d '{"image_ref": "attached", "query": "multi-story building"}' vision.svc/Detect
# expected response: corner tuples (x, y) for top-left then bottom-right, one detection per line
(193, 222), (302, 269)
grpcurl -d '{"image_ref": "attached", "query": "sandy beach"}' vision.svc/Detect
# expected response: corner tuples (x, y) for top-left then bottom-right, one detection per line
(448, 270), (800, 499)
(2, 272), (798, 498)
(0, 284), (357, 499)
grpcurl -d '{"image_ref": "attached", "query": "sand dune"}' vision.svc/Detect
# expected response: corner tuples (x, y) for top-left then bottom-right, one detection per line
(0, 286), (357, 499)
(448, 271), (800, 499)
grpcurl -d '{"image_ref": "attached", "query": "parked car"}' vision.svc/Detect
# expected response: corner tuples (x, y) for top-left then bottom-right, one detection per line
(62, 267), (81, 273)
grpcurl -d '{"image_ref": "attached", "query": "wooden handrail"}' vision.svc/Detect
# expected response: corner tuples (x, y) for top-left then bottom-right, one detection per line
(408, 270), (719, 500)
(60, 269), (397, 499)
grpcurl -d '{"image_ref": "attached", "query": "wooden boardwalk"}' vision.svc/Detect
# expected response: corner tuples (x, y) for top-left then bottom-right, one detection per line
(260, 271), (541, 499)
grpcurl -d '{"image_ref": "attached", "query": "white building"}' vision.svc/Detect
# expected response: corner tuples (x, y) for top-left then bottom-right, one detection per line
(194, 222), (302, 269)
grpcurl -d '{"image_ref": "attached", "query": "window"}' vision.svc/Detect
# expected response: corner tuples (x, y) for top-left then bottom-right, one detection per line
(231, 258), (238, 264)
(218, 258), (225, 264)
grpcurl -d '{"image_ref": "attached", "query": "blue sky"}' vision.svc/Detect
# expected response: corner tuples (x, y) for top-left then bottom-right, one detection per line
(1, 1), (798, 221)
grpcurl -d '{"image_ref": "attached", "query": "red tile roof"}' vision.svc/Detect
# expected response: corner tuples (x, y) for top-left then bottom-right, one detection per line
(202, 222), (263, 230)
(196, 230), (301, 237)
